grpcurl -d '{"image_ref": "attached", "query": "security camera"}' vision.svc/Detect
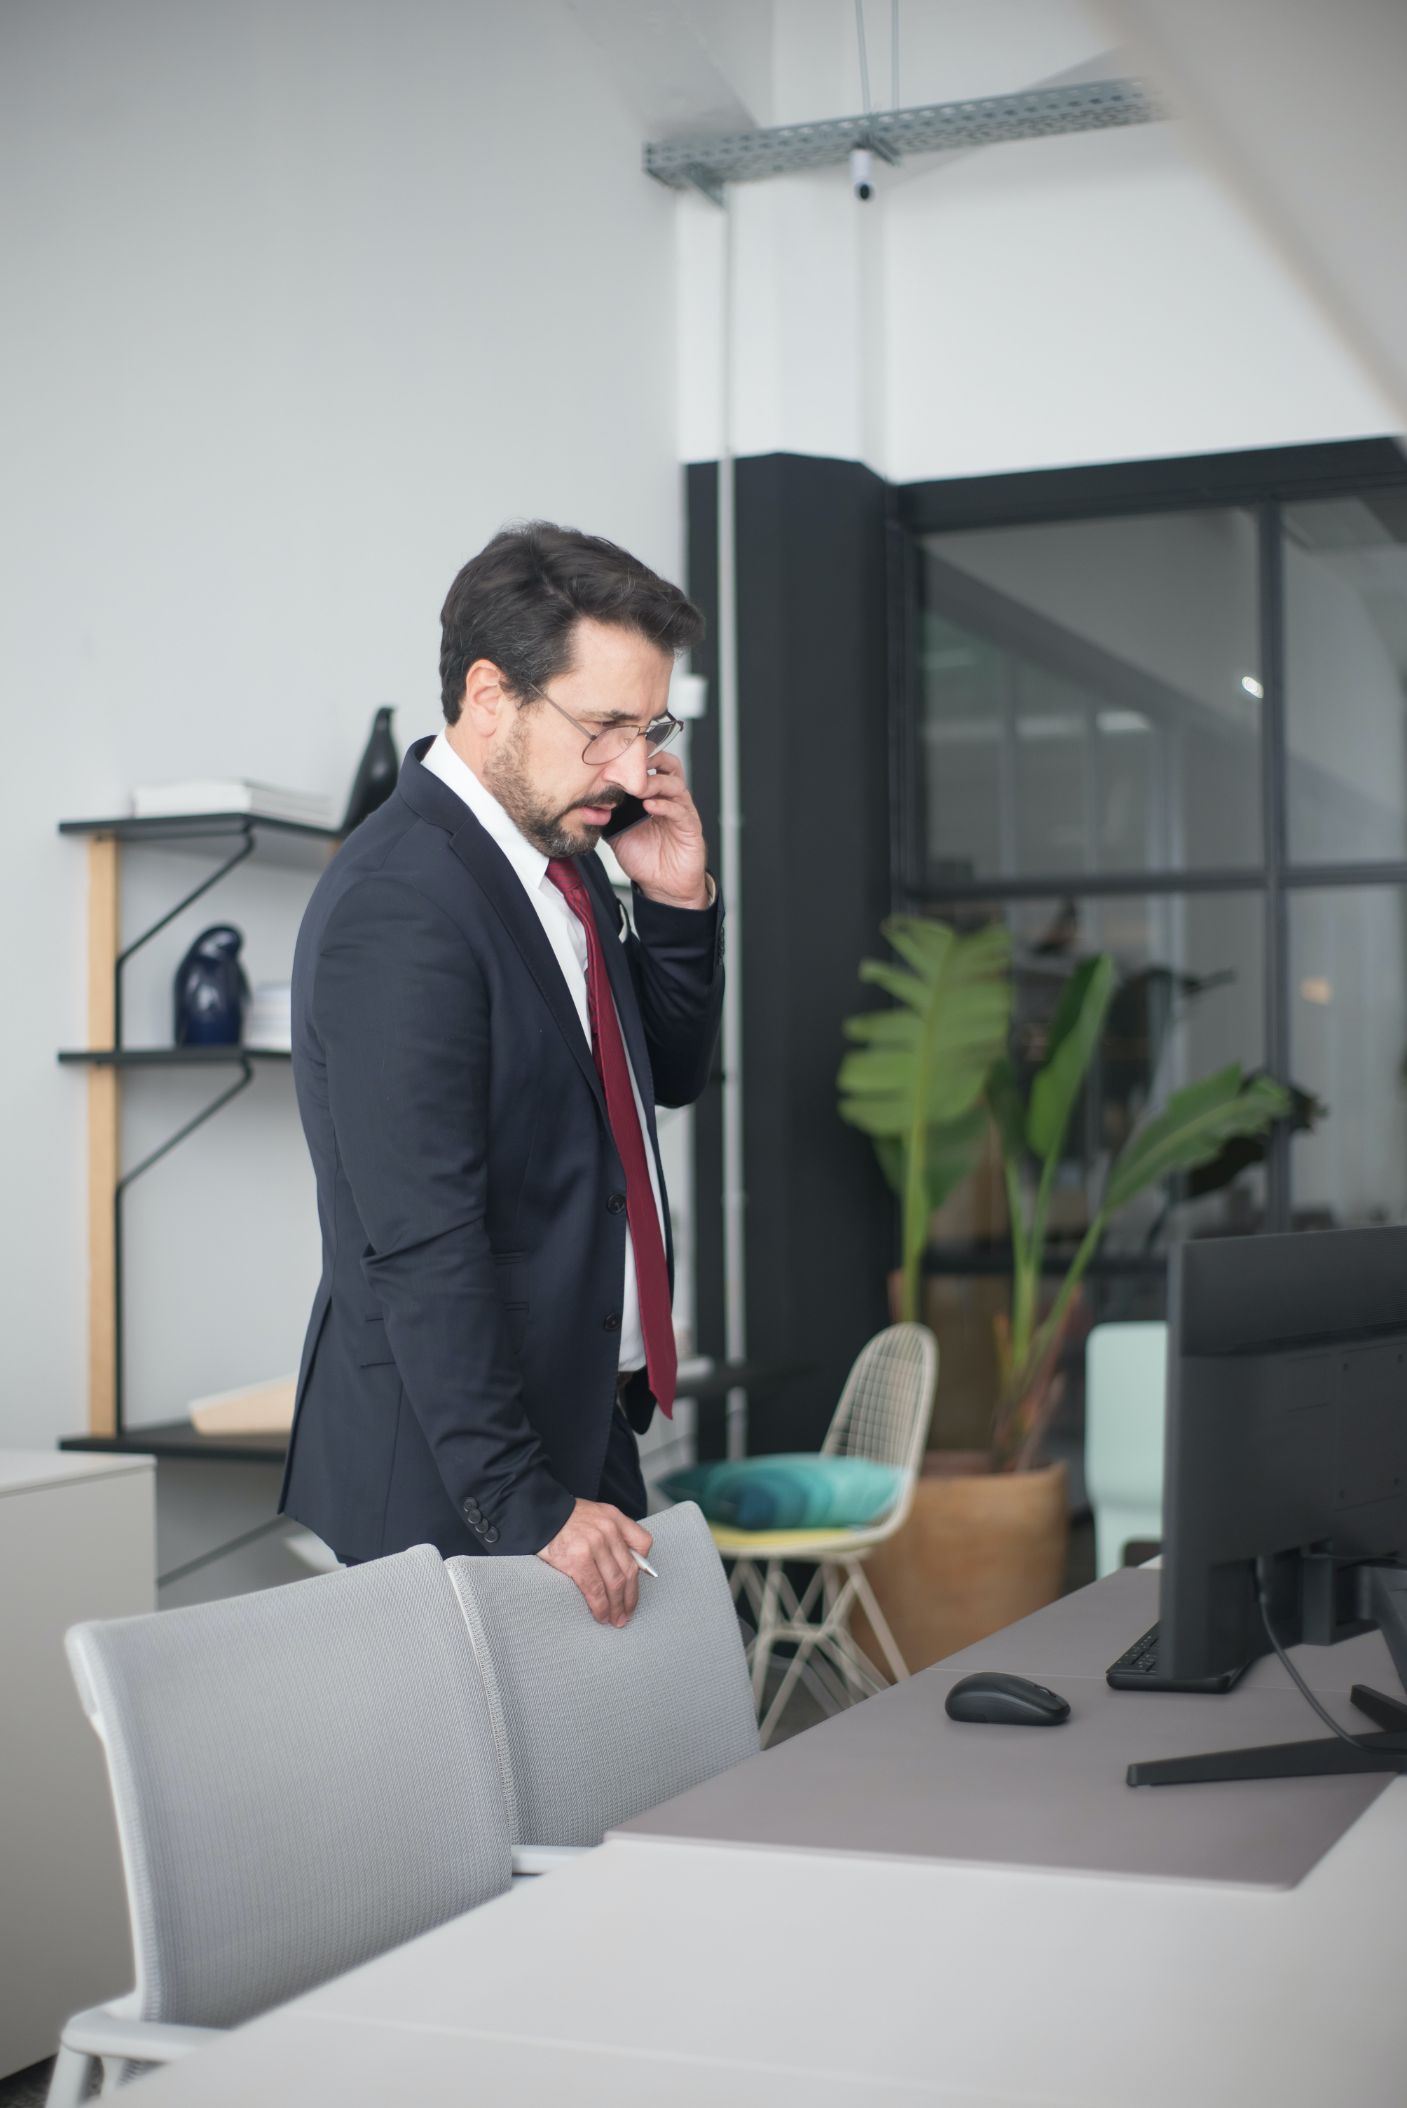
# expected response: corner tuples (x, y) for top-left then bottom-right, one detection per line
(850, 146), (874, 202)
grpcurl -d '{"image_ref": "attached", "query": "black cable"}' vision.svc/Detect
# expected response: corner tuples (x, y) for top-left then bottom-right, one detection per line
(1255, 1563), (1367, 1752)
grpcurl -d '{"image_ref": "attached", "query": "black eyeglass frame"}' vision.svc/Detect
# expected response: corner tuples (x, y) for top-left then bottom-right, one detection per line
(517, 675), (682, 766)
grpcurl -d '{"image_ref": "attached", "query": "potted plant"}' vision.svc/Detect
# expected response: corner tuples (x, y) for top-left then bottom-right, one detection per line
(837, 916), (1291, 1667)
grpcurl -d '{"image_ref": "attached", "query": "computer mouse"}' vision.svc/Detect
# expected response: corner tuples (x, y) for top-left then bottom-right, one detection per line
(944, 1671), (1071, 1727)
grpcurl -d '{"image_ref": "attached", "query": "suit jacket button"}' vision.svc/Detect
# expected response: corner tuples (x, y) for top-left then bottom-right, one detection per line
(483, 1527), (499, 1546)
(603, 1312), (621, 1332)
(607, 1192), (627, 1214)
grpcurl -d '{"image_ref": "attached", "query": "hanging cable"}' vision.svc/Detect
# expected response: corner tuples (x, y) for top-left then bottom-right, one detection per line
(717, 187), (748, 1461)
(1256, 1563), (1368, 1753)
(891, 0), (900, 110)
(854, 0), (872, 115)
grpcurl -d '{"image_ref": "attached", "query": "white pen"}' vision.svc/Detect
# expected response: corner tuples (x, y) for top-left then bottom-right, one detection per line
(631, 1549), (659, 1578)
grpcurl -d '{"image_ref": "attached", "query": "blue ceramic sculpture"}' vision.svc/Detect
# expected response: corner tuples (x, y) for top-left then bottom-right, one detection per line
(173, 925), (250, 1046)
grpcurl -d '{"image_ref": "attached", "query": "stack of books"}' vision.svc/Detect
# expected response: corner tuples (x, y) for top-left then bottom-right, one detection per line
(131, 778), (336, 829)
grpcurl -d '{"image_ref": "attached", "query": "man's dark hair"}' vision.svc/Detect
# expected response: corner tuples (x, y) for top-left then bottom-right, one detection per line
(438, 521), (705, 723)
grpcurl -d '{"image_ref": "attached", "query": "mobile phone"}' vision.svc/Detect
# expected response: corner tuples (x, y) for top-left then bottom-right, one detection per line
(602, 795), (649, 842)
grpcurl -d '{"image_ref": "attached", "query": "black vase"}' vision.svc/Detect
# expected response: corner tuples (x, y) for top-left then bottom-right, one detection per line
(341, 705), (399, 835)
(173, 926), (250, 1046)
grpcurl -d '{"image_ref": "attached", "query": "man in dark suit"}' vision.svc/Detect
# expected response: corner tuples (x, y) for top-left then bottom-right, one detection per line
(280, 522), (723, 1626)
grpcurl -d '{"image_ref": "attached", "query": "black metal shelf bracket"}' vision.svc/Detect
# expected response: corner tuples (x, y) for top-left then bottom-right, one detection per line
(112, 1054), (256, 1436)
(114, 825), (256, 1048)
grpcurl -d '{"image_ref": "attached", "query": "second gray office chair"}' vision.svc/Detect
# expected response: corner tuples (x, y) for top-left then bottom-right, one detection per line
(48, 1545), (513, 2104)
(446, 1500), (761, 1848)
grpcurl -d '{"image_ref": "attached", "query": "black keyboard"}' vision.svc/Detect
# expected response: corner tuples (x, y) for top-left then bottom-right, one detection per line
(1106, 1621), (1248, 1695)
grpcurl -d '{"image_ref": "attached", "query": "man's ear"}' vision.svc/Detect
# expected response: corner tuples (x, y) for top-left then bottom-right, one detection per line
(460, 658), (509, 738)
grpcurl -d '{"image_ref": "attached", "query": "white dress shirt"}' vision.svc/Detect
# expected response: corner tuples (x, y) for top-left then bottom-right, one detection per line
(423, 730), (666, 1374)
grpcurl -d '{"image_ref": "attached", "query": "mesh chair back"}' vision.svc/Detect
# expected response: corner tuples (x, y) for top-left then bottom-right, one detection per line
(821, 1323), (937, 1525)
(66, 1545), (512, 2030)
(446, 1502), (759, 1846)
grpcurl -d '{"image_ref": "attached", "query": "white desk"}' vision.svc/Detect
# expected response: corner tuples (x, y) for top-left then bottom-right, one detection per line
(122, 1568), (1407, 2107)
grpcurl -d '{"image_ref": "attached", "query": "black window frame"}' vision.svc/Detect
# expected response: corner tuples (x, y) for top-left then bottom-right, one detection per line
(890, 435), (1407, 1255)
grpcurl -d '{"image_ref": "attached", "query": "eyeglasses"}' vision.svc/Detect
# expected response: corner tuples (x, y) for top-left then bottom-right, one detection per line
(518, 676), (682, 766)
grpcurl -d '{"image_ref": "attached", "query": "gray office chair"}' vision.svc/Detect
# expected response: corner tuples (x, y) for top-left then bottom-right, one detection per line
(48, 1545), (513, 2103)
(446, 1501), (760, 1851)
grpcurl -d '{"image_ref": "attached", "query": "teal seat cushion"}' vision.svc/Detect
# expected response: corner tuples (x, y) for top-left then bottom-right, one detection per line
(659, 1454), (904, 1533)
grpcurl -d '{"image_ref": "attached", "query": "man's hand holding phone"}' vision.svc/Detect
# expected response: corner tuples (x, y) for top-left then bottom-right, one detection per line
(537, 1499), (656, 1625)
(606, 752), (710, 912)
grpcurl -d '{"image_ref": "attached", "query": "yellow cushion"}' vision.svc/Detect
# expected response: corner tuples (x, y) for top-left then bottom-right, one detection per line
(708, 1523), (868, 1557)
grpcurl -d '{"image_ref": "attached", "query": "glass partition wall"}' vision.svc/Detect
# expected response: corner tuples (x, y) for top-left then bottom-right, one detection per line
(894, 447), (1407, 1427)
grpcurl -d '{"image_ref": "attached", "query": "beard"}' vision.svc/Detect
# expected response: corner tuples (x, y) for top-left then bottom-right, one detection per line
(483, 715), (620, 858)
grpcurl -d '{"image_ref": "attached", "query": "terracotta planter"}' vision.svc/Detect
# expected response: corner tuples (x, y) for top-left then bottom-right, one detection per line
(852, 1453), (1069, 1676)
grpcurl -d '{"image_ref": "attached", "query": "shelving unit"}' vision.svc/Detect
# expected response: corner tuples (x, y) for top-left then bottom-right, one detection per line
(56, 812), (340, 1444)
(56, 804), (797, 1471)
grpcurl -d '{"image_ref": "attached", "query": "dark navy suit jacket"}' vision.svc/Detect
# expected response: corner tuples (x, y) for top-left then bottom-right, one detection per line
(279, 736), (724, 1560)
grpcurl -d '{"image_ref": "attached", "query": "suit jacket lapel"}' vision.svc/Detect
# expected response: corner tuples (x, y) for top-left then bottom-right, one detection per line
(446, 814), (607, 1120)
(394, 740), (674, 1278)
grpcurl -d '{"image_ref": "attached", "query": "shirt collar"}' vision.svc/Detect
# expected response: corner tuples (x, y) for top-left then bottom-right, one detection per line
(422, 730), (549, 892)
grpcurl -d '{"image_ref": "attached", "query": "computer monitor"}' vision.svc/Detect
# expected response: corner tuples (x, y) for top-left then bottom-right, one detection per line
(1132, 1224), (1407, 1787)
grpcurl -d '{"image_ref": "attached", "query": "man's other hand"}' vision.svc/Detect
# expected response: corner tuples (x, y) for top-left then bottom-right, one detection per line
(536, 1499), (655, 1626)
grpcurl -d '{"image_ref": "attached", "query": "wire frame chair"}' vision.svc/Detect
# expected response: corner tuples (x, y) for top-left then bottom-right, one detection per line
(714, 1322), (937, 1744)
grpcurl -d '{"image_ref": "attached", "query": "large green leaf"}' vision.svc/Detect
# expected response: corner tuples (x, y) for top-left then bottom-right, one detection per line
(858, 961), (930, 1014)
(925, 1107), (989, 1213)
(1103, 1069), (1291, 1215)
(836, 1089), (910, 1139)
(1026, 956), (1116, 1164)
(837, 1047), (916, 1097)
(1103, 1064), (1245, 1199)
(883, 920), (960, 977)
(842, 1008), (922, 1049)
(871, 1112), (994, 1209)
(838, 916), (1013, 1242)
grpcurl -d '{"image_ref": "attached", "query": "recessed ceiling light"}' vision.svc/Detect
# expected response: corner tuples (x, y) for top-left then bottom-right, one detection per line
(1241, 675), (1264, 699)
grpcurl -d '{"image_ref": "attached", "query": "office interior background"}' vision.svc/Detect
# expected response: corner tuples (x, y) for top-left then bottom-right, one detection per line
(4, 0), (1407, 2090)
(8, 0), (1404, 1526)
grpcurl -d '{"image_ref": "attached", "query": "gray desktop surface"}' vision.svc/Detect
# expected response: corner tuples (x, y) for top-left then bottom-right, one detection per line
(938, 1565), (1398, 1694)
(618, 1568), (1398, 1889)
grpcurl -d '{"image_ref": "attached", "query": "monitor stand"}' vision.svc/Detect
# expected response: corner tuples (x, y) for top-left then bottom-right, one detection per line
(1129, 1561), (1407, 1788)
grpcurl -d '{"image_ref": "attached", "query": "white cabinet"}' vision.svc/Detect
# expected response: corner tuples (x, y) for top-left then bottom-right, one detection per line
(0, 1451), (155, 2078)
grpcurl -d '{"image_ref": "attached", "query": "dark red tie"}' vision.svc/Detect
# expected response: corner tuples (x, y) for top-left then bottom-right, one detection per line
(545, 858), (676, 1417)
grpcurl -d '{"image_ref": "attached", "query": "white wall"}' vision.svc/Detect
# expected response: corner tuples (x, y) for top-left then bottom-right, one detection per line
(678, 1), (1400, 474)
(1, 0), (688, 1452)
(7, 0), (1404, 1457)
(882, 119), (1400, 482)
